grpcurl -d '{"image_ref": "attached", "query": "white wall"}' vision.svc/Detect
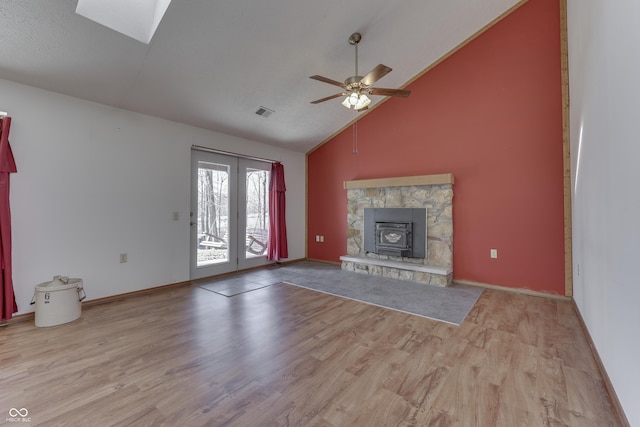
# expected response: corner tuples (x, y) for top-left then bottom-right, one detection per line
(567, 1), (640, 424)
(1, 79), (306, 314)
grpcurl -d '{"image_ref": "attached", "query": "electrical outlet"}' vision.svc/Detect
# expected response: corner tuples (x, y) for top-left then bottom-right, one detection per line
(120, 253), (128, 263)
(173, 211), (179, 221)
(320, 236), (325, 242)
(490, 249), (498, 259)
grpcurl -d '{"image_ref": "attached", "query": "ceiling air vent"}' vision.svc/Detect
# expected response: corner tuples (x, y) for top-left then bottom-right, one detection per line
(255, 106), (275, 118)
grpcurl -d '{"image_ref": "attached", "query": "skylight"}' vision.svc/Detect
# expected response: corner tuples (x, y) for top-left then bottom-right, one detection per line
(76, 0), (172, 44)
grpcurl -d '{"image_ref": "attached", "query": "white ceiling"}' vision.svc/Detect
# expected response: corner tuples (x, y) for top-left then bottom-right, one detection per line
(0, 0), (522, 152)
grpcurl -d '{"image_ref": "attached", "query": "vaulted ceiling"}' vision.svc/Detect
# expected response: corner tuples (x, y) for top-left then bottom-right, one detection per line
(0, 0), (523, 152)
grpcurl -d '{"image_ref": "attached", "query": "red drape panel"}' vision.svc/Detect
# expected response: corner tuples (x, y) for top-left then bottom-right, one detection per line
(0, 117), (18, 321)
(267, 162), (288, 261)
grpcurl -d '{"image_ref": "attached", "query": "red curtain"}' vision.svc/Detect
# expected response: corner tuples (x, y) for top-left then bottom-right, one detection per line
(267, 162), (288, 261)
(0, 117), (18, 321)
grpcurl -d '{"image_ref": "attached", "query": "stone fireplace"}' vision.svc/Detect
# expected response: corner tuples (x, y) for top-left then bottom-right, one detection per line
(340, 174), (454, 286)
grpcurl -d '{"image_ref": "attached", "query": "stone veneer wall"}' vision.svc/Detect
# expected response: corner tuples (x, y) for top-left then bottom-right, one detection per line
(343, 183), (453, 286)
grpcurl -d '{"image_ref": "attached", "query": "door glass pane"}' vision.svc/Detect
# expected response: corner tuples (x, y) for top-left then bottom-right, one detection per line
(245, 168), (269, 259)
(197, 161), (229, 266)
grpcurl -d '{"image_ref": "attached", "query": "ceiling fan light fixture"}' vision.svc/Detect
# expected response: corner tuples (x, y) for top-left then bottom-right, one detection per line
(355, 94), (371, 110)
(341, 93), (371, 111)
(342, 93), (360, 109)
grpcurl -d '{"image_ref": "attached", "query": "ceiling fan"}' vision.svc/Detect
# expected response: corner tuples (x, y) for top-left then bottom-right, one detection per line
(310, 32), (411, 112)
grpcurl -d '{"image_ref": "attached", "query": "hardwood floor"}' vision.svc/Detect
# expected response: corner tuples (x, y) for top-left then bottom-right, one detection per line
(0, 281), (622, 426)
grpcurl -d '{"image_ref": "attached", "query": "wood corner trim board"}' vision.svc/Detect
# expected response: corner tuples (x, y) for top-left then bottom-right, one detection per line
(559, 0), (573, 298)
(343, 173), (454, 190)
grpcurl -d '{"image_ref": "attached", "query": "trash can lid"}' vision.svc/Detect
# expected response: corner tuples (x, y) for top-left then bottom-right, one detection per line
(35, 277), (82, 292)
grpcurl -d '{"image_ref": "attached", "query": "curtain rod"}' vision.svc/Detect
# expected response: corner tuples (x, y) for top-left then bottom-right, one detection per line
(191, 144), (279, 164)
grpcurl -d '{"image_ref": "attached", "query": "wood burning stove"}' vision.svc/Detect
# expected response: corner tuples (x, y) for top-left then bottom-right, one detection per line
(375, 222), (413, 257)
(364, 208), (426, 259)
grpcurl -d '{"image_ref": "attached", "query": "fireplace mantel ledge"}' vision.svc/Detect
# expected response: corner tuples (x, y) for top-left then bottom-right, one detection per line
(343, 173), (454, 190)
(340, 255), (452, 276)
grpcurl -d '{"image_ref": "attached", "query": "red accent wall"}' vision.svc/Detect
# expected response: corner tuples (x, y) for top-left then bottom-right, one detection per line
(307, 0), (564, 294)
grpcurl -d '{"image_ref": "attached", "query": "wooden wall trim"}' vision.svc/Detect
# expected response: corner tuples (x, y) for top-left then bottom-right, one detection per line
(305, 258), (341, 266)
(305, 154), (309, 259)
(560, 0), (573, 297)
(0, 311), (34, 326)
(343, 173), (454, 190)
(454, 279), (571, 301)
(83, 281), (193, 308)
(572, 300), (631, 426)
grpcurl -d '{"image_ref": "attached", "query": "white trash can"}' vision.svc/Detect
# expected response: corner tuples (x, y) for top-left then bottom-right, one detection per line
(31, 276), (86, 327)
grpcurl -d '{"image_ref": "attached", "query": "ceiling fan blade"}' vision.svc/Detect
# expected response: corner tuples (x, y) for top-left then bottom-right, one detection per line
(360, 64), (392, 87)
(368, 87), (411, 97)
(310, 93), (346, 104)
(310, 75), (346, 88)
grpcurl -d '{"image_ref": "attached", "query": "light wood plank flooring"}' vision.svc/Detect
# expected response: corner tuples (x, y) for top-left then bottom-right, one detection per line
(0, 281), (622, 426)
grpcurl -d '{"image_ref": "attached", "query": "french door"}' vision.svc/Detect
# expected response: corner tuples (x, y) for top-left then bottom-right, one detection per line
(190, 149), (272, 280)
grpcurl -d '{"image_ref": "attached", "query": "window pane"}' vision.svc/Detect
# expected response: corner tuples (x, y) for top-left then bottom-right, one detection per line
(197, 162), (230, 266)
(245, 168), (269, 258)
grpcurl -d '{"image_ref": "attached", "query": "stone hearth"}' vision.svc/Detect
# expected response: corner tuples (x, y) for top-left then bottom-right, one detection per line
(341, 174), (454, 286)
